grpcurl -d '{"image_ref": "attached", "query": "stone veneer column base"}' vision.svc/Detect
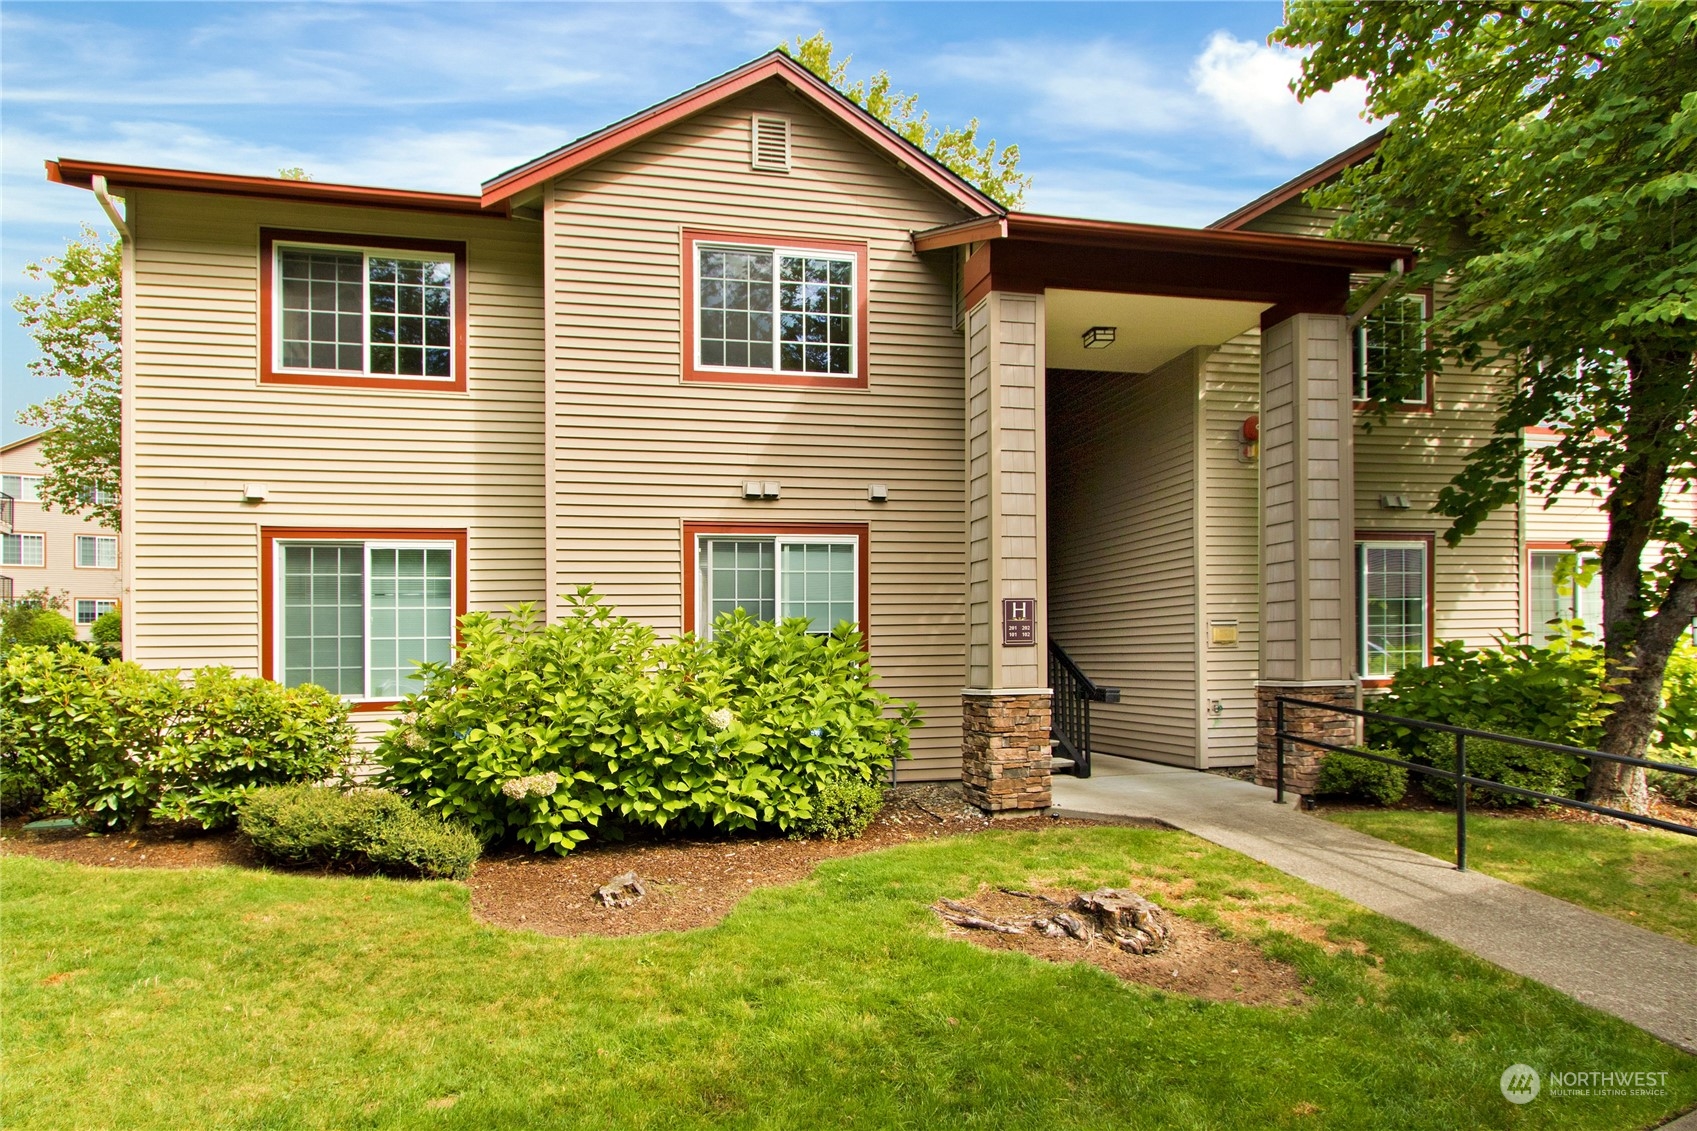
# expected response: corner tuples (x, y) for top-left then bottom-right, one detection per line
(960, 690), (1053, 814)
(1256, 683), (1358, 797)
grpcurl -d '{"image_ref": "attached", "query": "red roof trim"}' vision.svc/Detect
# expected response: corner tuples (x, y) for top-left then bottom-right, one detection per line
(1208, 129), (1385, 232)
(480, 51), (999, 216)
(914, 209), (1411, 272)
(47, 159), (498, 216)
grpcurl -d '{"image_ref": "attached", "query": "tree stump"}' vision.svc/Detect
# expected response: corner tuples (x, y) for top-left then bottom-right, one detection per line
(1070, 889), (1171, 954)
(593, 871), (647, 909)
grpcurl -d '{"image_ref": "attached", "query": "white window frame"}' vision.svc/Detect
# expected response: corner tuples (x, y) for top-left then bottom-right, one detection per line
(692, 241), (859, 380)
(694, 532), (861, 639)
(75, 534), (118, 569)
(1, 532), (45, 568)
(271, 241), (458, 382)
(271, 537), (458, 703)
(1528, 547), (1602, 640)
(75, 598), (118, 626)
(1353, 292), (1431, 405)
(1357, 538), (1430, 681)
(2, 474), (43, 504)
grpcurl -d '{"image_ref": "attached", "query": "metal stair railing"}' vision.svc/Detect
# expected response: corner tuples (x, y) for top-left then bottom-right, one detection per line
(1048, 640), (1120, 779)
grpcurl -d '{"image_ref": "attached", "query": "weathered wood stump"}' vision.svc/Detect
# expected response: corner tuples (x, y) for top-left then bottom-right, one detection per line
(1070, 888), (1171, 954)
(593, 871), (647, 909)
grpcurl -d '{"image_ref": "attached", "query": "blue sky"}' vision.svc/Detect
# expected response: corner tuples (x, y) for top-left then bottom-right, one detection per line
(0, 1), (1374, 443)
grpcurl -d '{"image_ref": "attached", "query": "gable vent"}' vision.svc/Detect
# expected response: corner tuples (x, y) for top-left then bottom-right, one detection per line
(751, 115), (791, 172)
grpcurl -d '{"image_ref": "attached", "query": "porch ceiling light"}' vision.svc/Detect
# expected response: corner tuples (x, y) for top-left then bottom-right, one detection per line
(1082, 325), (1116, 349)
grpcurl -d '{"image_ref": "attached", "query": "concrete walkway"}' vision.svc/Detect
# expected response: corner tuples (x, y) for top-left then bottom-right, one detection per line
(1052, 755), (1697, 1056)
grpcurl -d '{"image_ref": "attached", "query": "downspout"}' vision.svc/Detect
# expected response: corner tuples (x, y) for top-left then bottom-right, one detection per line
(1346, 257), (1407, 330)
(91, 175), (131, 241)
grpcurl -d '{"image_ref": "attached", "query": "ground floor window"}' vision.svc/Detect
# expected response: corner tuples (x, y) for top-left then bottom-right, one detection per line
(264, 529), (464, 703)
(1357, 537), (1430, 680)
(685, 523), (867, 640)
(75, 598), (117, 626)
(1528, 548), (1602, 640)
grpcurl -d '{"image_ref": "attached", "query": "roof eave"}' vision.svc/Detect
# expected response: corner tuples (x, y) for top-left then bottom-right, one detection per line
(1208, 128), (1386, 232)
(47, 159), (500, 217)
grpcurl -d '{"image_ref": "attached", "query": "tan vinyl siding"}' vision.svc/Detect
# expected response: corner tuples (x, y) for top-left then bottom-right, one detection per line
(966, 303), (993, 686)
(1198, 335), (1263, 765)
(126, 189), (546, 741)
(542, 83), (973, 779)
(0, 434), (123, 638)
(1048, 355), (1198, 765)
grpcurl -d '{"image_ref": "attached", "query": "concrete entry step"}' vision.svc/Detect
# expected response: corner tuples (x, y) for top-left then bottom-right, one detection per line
(1054, 754), (1697, 1055)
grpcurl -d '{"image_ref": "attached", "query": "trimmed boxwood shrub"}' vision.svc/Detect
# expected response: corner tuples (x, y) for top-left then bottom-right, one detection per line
(378, 587), (918, 854)
(1315, 751), (1408, 806)
(238, 785), (481, 880)
(793, 774), (887, 840)
(1, 644), (355, 830)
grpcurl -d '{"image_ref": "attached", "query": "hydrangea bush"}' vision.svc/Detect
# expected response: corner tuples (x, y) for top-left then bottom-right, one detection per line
(377, 587), (919, 854)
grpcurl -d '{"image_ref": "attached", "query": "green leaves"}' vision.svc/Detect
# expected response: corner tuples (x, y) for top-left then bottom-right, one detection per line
(375, 589), (918, 855)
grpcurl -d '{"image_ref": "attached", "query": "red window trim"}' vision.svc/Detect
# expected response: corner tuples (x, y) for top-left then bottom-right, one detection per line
(681, 521), (872, 645)
(1352, 288), (1435, 413)
(258, 228), (469, 393)
(4, 531), (47, 568)
(260, 526), (469, 713)
(681, 229), (870, 390)
(1355, 530), (1435, 687)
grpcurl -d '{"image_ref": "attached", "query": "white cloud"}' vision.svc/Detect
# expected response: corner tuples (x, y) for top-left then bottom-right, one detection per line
(932, 40), (1196, 137)
(1191, 32), (1375, 159)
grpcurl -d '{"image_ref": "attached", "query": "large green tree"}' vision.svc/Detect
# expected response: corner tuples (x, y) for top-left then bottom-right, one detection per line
(781, 32), (1031, 209)
(13, 226), (123, 531)
(1276, 3), (1696, 812)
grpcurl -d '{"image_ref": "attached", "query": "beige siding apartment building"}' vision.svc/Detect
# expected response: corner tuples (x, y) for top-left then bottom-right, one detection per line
(43, 52), (1634, 805)
(1, 432), (123, 636)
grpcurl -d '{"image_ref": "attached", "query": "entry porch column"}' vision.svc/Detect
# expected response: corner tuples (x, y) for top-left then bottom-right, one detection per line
(1256, 312), (1359, 796)
(960, 290), (1052, 814)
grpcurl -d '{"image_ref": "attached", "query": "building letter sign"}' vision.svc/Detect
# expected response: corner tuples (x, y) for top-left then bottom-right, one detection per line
(1002, 597), (1036, 646)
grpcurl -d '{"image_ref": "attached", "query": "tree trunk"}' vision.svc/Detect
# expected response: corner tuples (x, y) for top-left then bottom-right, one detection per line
(1588, 348), (1697, 814)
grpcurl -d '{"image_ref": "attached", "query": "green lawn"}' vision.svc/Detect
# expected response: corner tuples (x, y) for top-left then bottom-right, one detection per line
(6, 826), (1695, 1130)
(1322, 808), (1697, 945)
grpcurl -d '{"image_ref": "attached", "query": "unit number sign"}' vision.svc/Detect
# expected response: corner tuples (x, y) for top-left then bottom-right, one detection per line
(1002, 598), (1037, 646)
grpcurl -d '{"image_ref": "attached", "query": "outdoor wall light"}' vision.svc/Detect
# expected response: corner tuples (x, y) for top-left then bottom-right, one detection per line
(1081, 325), (1117, 349)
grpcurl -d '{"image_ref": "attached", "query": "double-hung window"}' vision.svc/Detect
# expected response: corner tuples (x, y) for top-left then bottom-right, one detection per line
(75, 535), (118, 569)
(1357, 538), (1429, 680)
(685, 231), (867, 388)
(1353, 293), (1431, 406)
(261, 230), (466, 391)
(1, 533), (44, 567)
(75, 598), (117, 626)
(688, 525), (864, 639)
(268, 533), (461, 702)
(1529, 548), (1602, 640)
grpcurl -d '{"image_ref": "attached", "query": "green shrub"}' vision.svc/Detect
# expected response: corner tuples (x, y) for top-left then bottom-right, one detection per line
(1373, 634), (1608, 806)
(90, 607), (122, 645)
(2, 606), (77, 651)
(238, 784), (480, 880)
(0, 762), (44, 817)
(794, 773), (887, 840)
(0, 645), (355, 830)
(1315, 751), (1408, 806)
(378, 587), (919, 855)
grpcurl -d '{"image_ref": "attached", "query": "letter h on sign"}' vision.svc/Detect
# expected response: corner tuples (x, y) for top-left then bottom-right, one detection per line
(1002, 597), (1036, 646)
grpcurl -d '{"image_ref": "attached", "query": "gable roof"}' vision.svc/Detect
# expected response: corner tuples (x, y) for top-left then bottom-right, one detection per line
(1208, 129), (1384, 232)
(480, 51), (1002, 216)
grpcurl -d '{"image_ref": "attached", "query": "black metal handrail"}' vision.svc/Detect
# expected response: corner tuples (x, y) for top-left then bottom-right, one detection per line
(1049, 641), (1120, 780)
(1276, 695), (1697, 871)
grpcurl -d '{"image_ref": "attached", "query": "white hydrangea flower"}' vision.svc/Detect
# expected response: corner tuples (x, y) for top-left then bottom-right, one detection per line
(500, 771), (562, 800)
(705, 707), (736, 732)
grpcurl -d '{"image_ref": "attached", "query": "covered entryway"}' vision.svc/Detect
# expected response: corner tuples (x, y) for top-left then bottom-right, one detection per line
(913, 213), (1410, 808)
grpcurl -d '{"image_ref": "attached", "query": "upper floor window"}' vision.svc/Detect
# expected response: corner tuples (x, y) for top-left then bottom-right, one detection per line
(2, 474), (42, 503)
(683, 230), (868, 389)
(260, 230), (468, 393)
(2, 532), (45, 567)
(1353, 293), (1431, 406)
(75, 535), (118, 569)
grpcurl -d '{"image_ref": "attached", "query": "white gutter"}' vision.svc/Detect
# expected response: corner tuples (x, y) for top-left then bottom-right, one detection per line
(91, 175), (131, 241)
(1347, 257), (1407, 329)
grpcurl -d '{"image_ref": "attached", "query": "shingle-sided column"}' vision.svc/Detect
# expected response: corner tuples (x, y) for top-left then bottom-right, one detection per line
(1257, 312), (1358, 795)
(961, 291), (1052, 814)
